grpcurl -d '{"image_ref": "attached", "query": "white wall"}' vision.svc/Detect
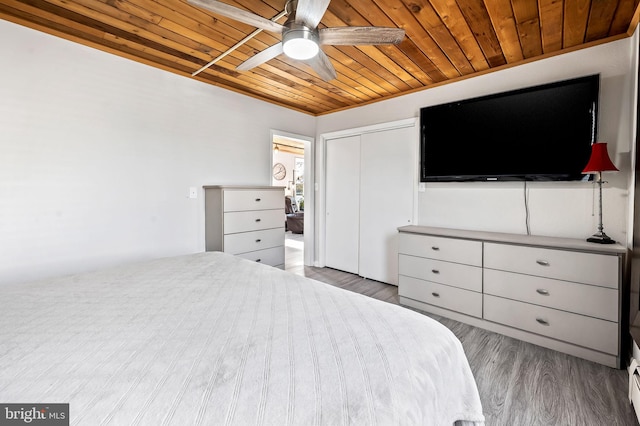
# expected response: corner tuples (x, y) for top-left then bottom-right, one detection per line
(316, 37), (638, 246)
(0, 20), (315, 285)
(2, 18), (637, 285)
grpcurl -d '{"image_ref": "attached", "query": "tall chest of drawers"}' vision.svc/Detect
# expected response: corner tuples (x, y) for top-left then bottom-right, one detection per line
(398, 225), (627, 368)
(204, 186), (285, 268)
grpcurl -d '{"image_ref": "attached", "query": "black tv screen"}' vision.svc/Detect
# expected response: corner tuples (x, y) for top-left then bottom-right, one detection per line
(420, 74), (600, 182)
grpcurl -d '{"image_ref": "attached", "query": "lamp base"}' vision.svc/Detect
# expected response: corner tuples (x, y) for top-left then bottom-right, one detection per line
(586, 232), (616, 244)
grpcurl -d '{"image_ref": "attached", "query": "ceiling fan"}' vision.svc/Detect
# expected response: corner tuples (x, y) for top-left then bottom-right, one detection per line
(189, 0), (405, 81)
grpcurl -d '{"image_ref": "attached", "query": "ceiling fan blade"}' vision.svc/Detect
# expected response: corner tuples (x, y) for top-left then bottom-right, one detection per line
(189, 0), (284, 34)
(319, 27), (405, 45)
(237, 43), (284, 71)
(304, 49), (337, 81)
(295, 0), (330, 28)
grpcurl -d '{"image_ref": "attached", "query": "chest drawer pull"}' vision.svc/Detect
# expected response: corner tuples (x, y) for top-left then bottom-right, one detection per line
(536, 318), (550, 326)
(255, 198), (261, 202)
(255, 218), (261, 222)
(255, 239), (262, 243)
(431, 292), (440, 297)
(536, 260), (550, 266)
(256, 259), (262, 262)
(536, 289), (550, 296)
(431, 269), (440, 274)
(431, 246), (440, 251)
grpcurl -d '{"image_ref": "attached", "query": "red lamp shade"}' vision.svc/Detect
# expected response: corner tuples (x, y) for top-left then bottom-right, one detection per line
(582, 143), (618, 173)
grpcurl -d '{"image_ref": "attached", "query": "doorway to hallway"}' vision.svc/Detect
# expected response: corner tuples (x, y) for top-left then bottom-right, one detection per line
(271, 131), (311, 268)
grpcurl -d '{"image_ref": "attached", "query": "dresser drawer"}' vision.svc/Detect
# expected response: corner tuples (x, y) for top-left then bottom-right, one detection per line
(398, 233), (482, 266)
(223, 209), (284, 234)
(484, 243), (619, 289)
(223, 228), (285, 255)
(399, 275), (482, 317)
(399, 254), (482, 292)
(484, 295), (618, 354)
(223, 189), (283, 212)
(236, 246), (284, 267)
(484, 269), (618, 321)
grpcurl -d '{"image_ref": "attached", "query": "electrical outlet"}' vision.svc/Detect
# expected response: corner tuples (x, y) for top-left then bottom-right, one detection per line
(189, 187), (197, 199)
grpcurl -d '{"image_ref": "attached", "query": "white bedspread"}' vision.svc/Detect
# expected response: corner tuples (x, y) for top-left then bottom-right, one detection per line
(0, 252), (484, 425)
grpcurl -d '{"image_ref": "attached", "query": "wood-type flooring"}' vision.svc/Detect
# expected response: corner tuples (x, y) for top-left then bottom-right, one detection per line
(284, 232), (639, 426)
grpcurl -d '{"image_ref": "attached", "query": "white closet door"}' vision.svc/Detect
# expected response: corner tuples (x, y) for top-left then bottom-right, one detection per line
(359, 126), (415, 285)
(325, 135), (360, 274)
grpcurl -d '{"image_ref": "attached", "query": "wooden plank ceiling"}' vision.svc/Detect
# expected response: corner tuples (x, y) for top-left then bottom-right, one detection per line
(1, 0), (639, 115)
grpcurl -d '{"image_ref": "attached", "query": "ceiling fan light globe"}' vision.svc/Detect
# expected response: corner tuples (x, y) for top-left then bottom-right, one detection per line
(283, 38), (319, 60)
(282, 22), (320, 60)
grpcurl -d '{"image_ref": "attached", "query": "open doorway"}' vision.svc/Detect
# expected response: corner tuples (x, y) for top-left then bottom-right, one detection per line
(271, 132), (312, 272)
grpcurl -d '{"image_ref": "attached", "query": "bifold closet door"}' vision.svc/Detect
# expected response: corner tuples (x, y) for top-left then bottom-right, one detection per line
(359, 126), (415, 285)
(325, 135), (360, 274)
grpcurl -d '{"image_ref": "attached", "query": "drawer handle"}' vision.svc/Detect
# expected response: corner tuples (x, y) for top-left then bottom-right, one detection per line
(431, 292), (440, 298)
(255, 218), (261, 222)
(255, 198), (261, 202)
(536, 260), (550, 266)
(256, 259), (262, 262)
(255, 239), (262, 243)
(431, 269), (440, 274)
(536, 318), (550, 326)
(431, 246), (440, 251)
(536, 289), (550, 296)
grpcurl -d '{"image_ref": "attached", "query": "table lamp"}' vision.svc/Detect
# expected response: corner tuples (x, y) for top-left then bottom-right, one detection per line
(582, 142), (618, 244)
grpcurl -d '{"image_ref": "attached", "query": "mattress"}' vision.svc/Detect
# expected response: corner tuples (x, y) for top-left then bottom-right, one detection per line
(0, 252), (484, 425)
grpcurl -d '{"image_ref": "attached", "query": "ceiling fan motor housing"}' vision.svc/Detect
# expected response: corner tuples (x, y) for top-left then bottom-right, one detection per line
(282, 22), (320, 60)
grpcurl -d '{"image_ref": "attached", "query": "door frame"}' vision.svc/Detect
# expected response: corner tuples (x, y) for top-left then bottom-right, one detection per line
(317, 118), (418, 268)
(270, 129), (314, 266)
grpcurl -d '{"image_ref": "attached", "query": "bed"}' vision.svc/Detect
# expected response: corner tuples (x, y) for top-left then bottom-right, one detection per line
(0, 252), (484, 425)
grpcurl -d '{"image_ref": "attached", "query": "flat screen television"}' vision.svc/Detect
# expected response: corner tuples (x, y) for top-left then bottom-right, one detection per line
(420, 74), (600, 182)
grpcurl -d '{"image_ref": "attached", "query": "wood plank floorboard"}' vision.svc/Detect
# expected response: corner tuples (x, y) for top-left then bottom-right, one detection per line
(284, 232), (639, 425)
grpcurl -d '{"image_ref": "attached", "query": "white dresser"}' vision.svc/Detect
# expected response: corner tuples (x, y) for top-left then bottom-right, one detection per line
(204, 186), (285, 268)
(399, 233), (483, 318)
(398, 225), (627, 368)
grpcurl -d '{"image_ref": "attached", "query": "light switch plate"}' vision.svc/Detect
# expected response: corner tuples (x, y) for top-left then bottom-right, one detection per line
(189, 187), (197, 199)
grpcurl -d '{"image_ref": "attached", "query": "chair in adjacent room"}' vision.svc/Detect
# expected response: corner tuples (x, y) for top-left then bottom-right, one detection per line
(285, 196), (304, 234)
